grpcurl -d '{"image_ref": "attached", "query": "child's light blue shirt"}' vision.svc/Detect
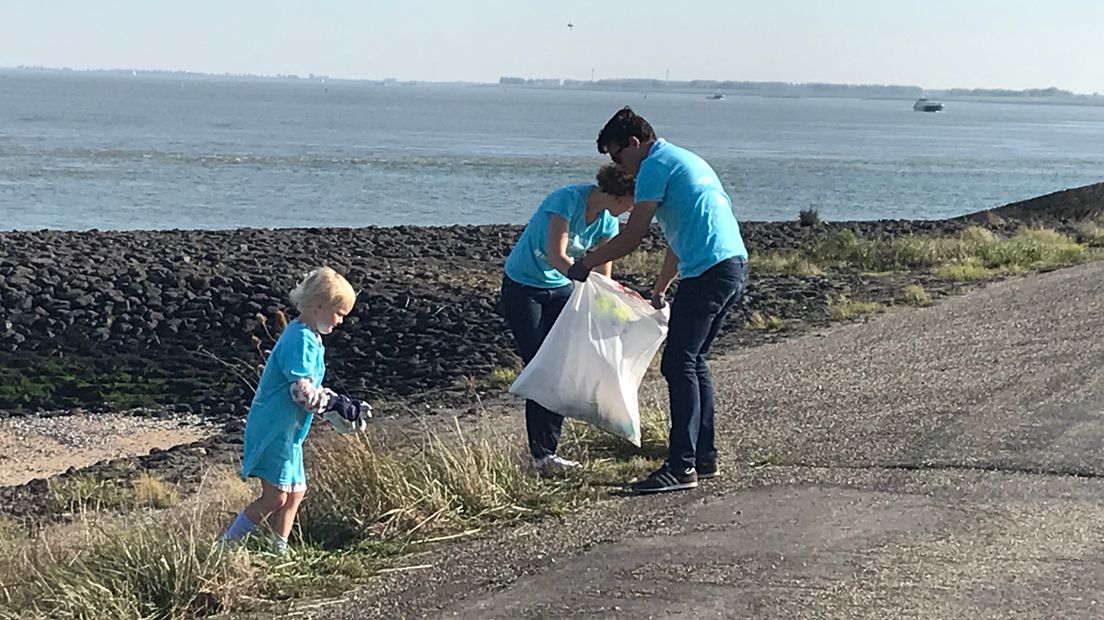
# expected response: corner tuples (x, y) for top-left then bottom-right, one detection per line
(241, 319), (325, 487)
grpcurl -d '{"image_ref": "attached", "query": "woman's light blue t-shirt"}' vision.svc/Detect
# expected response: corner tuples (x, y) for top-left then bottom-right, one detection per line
(635, 140), (748, 279)
(241, 319), (325, 487)
(504, 184), (620, 288)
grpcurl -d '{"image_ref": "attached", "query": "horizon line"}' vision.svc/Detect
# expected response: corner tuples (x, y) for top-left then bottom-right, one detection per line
(2, 65), (1099, 97)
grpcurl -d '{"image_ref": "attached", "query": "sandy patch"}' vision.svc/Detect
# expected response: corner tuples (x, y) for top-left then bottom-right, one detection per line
(0, 413), (216, 487)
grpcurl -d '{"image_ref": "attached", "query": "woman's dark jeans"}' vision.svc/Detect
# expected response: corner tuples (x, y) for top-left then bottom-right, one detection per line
(660, 257), (749, 473)
(499, 275), (573, 460)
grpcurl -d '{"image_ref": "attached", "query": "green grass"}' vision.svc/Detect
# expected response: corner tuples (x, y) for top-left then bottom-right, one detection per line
(132, 473), (182, 510)
(614, 250), (666, 276)
(560, 404), (671, 483)
(744, 312), (786, 331)
(898, 284), (933, 307)
(972, 228), (1089, 269)
(806, 227), (982, 271)
(932, 260), (996, 281)
(561, 404), (669, 459)
(298, 421), (587, 548)
(753, 226), (1101, 281)
(0, 353), (234, 411)
(827, 295), (882, 320)
(1072, 219), (1104, 248)
(49, 475), (136, 514)
(485, 366), (519, 390)
(0, 467), (410, 619)
(0, 517), (27, 576)
(805, 226), (1100, 274)
(5, 534), (402, 620)
(2, 525), (253, 620)
(49, 473), (182, 514)
(297, 402), (674, 553)
(750, 253), (825, 276)
(1, 472), (252, 620)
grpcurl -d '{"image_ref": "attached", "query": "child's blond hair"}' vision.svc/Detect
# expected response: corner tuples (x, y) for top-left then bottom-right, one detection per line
(289, 267), (356, 313)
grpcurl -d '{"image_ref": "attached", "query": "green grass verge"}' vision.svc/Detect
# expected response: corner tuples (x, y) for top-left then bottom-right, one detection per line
(898, 284), (933, 307)
(827, 295), (882, 320)
(49, 473), (182, 514)
(751, 225), (1104, 278)
(298, 421), (584, 548)
(931, 260), (996, 281)
(0, 405), (672, 619)
(750, 253), (825, 276)
(745, 312), (786, 331)
(1072, 219), (1104, 248)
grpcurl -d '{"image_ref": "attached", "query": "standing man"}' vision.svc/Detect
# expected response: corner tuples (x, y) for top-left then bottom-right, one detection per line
(567, 106), (748, 494)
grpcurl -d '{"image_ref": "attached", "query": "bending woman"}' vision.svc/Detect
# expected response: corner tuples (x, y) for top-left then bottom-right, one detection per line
(500, 164), (635, 474)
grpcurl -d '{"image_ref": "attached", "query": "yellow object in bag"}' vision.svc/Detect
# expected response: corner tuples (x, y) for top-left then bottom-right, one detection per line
(510, 274), (669, 446)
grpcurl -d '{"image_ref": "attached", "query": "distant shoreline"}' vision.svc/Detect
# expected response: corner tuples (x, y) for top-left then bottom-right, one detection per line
(4, 66), (1103, 108)
(495, 83), (1104, 109)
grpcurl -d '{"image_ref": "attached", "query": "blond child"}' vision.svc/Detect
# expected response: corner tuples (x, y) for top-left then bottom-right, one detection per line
(221, 267), (370, 553)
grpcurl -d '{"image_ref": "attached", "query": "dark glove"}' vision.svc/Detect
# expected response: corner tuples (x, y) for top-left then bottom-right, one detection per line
(567, 260), (592, 282)
(325, 392), (370, 423)
(650, 291), (667, 310)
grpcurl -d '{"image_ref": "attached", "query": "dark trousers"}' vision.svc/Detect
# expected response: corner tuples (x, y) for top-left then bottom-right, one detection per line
(499, 275), (573, 460)
(660, 257), (748, 472)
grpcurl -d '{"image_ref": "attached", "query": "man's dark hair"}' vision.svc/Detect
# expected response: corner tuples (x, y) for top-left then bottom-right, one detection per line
(595, 164), (635, 197)
(596, 106), (656, 154)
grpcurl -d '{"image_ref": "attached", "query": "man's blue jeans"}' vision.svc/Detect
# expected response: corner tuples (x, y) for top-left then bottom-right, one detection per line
(660, 257), (748, 472)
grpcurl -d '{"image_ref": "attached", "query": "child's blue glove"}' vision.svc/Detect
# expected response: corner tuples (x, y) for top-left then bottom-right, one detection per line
(326, 392), (368, 422)
(322, 390), (371, 434)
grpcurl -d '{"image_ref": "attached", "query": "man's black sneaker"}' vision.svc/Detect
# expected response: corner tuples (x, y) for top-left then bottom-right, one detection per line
(630, 465), (699, 494)
(696, 460), (719, 480)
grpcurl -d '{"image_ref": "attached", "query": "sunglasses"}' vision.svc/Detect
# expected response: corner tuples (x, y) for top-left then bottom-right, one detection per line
(608, 144), (628, 164)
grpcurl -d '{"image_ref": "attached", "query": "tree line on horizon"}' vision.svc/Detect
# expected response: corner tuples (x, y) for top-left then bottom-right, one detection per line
(499, 76), (1099, 99)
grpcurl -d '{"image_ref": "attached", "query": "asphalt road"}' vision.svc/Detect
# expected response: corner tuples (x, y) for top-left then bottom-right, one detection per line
(309, 261), (1104, 620)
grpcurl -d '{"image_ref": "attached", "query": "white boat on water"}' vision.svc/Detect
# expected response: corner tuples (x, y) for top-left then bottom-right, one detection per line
(913, 98), (944, 112)
(706, 93), (725, 100)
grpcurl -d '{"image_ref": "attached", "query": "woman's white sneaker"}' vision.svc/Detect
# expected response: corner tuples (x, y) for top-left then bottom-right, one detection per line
(535, 454), (580, 476)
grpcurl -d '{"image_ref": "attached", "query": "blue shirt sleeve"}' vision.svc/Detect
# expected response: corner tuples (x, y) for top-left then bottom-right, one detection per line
(635, 158), (669, 204)
(540, 188), (574, 220)
(276, 328), (320, 382)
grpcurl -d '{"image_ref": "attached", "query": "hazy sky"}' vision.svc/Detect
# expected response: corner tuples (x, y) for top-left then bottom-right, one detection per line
(3, 0), (1102, 93)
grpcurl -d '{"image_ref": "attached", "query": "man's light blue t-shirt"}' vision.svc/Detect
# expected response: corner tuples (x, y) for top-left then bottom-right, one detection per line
(241, 319), (325, 487)
(504, 184), (620, 288)
(635, 140), (747, 279)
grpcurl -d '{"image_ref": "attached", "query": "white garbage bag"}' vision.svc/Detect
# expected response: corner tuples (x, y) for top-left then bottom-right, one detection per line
(509, 274), (669, 446)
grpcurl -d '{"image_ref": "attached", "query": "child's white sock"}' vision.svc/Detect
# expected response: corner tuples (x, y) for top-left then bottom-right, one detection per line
(222, 511), (258, 542)
(269, 534), (289, 555)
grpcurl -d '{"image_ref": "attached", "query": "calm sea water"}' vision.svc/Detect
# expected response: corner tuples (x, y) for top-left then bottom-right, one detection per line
(2, 72), (1103, 231)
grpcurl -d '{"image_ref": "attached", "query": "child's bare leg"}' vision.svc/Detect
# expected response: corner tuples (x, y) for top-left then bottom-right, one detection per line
(243, 481), (289, 525)
(266, 490), (305, 554)
(269, 491), (305, 538)
(223, 481), (288, 543)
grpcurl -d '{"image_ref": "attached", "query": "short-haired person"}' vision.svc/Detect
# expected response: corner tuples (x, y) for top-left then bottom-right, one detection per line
(568, 107), (748, 494)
